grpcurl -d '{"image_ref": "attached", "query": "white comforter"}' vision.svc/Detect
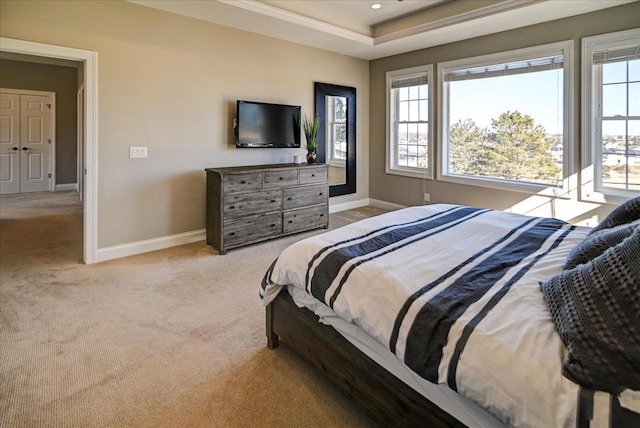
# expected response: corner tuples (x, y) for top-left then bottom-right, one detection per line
(261, 205), (635, 427)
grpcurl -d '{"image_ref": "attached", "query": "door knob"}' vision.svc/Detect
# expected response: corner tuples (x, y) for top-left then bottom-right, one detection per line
(22, 147), (29, 151)
(11, 147), (18, 151)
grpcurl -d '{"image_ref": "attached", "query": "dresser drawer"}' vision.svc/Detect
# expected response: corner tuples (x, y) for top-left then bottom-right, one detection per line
(283, 205), (328, 234)
(299, 166), (327, 184)
(264, 169), (298, 188)
(223, 189), (282, 218)
(283, 184), (328, 210)
(224, 213), (282, 246)
(207, 163), (331, 254)
(223, 172), (263, 193)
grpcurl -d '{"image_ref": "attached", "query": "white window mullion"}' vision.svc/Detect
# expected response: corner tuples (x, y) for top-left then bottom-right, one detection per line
(595, 64), (604, 191)
(583, 28), (640, 202)
(386, 64), (433, 179)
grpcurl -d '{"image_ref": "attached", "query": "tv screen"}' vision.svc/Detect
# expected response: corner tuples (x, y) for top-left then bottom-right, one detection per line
(236, 100), (301, 148)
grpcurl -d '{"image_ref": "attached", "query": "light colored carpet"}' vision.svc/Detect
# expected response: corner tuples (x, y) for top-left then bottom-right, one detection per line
(0, 191), (387, 427)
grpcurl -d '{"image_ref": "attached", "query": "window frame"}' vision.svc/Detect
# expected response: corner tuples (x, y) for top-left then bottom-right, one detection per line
(326, 95), (347, 168)
(437, 40), (575, 196)
(386, 64), (434, 180)
(581, 28), (640, 204)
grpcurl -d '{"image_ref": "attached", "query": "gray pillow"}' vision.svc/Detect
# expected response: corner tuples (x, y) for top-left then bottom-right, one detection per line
(591, 196), (640, 233)
(564, 196), (640, 270)
(541, 228), (640, 394)
(564, 220), (640, 270)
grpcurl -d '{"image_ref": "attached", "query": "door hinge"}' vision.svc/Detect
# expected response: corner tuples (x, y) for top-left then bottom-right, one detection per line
(46, 104), (51, 109)
(48, 173), (51, 178)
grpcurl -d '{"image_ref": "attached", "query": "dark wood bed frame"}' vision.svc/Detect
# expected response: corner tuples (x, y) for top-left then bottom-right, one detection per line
(266, 292), (640, 428)
(266, 292), (464, 427)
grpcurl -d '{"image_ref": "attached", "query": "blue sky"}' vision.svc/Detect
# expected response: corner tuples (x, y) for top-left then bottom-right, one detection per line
(449, 69), (564, 135)
(448, 60), (639, 137)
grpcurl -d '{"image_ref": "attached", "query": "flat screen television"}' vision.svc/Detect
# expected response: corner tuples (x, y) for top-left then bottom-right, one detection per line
(235, 100), (301, 148)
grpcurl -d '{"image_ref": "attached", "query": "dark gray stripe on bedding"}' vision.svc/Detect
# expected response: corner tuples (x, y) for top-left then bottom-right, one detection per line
(304, 206), (459, 293)
(388, 216), (539, 353)
(311, 207), (488, 307)
(446, 226), (574, 391)
(261, 257), (280, 292)
(308, 206), (480, 303)
(403, 218), (567, 383)
(327, 209), (492, 308)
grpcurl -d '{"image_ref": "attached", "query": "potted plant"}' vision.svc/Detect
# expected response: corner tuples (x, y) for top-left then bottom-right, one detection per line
(303, 114), (320, 164)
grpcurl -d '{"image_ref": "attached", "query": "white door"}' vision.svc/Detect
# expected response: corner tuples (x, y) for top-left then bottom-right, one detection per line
(0, 93), (21, 194)
(20, 95), (51, 193)
(0, 92), (52, 194)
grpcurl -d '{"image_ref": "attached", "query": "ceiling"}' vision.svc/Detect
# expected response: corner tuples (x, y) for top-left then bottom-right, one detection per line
(261, 0), (448, 35)
(129, 0), (635, 60)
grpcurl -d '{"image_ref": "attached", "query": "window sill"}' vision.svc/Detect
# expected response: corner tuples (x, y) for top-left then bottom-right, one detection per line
(386, 165), (432, 180)
(438, 172), (571, 198)
(580, 186), (639, 205)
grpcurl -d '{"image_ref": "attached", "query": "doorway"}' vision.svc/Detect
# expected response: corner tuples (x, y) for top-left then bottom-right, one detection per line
(0, 89), (55, 195)
(0, 37), (98, 264)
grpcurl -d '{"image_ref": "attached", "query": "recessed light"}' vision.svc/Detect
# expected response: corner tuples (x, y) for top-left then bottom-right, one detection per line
(371, 3), (382, 10)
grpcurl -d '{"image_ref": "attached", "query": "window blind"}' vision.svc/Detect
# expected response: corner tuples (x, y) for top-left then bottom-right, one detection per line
(391, 74), (428, 89)
(592, 45), (640, 65)
(444, 55), (564, 82)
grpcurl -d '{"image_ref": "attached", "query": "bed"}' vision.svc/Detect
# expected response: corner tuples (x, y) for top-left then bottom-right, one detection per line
(260, 203), (640, 427)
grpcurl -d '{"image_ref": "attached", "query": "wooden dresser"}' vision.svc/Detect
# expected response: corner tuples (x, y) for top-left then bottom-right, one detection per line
(205, 163), (329, 254)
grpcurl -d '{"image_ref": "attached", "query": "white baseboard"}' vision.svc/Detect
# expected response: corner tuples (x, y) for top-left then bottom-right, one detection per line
(56, 183), (78, 191)
(93, 199), (403, 263)
(329, 198), (370, 213)
(369, 198), (407, 211)
(95, 229), (206, 263)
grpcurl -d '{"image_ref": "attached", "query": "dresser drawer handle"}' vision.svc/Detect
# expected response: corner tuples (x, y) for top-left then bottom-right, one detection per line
(230, 232), (236, 236)
(319, 192), (323, 196)
(270, 223), (276, 227)
(320, 214), (325, 217)
(230, 206), (235, 209)
(288, 220), (293, 224)
(287, 197), (292, 201)
(279, 177), (283, 180)
(311, 174), (315, 177)
(240, 181), (247, 184)
(270, 199), (276, 203)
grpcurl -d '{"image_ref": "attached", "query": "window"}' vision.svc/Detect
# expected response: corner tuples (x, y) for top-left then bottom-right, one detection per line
(438, 41), (574, 194)
(326, 96), (347, 164)
(386, 65), (434, 179)
(582, 29), (640, 203)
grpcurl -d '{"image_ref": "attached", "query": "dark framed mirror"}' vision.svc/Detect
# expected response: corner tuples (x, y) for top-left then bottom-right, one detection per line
(315, 82), (356, 197)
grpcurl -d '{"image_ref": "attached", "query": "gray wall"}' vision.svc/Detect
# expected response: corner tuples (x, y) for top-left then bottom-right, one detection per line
(370, 2), (640, 226)
(0, 59), (78, 185)
(0, 0), (369, 248)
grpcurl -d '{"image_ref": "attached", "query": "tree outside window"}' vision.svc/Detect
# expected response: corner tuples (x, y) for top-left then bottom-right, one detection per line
(439, 41), (572, 193)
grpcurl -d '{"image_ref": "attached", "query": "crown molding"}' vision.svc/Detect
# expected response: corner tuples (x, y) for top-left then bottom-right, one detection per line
(219, 0), (373, 45)
(373, 0), (540, 45)
(128, 0), (636, 60)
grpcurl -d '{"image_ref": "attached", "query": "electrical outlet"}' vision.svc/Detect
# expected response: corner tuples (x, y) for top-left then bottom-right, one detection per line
(129, 146), (148, 159)
(424, 193), (430, 203)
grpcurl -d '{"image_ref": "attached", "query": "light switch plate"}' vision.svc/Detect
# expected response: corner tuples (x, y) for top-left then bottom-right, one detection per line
(129, 146), (148, 158)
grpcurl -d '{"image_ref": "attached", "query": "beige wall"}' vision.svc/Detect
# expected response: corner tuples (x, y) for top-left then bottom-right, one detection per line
(0, 59), (79, 185)
(0, 0), (369, 248)
(370, 2), (640, 226)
